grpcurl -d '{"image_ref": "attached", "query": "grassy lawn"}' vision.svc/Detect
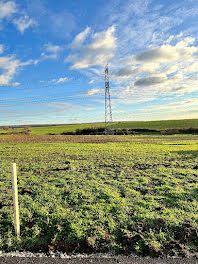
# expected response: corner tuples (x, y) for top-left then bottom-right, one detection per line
(0, 135), (198, 257)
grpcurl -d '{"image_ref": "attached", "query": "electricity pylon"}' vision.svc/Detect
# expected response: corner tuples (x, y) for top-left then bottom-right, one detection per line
(105, 64), (114, 135)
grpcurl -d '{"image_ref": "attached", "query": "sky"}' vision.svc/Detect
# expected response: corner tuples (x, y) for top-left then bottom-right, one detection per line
(0, 0), (198, 125)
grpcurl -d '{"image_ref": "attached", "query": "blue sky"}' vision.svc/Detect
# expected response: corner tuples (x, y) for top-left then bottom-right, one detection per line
(0, 0), (198, 125)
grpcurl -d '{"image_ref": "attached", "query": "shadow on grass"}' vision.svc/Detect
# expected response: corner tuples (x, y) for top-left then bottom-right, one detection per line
(172, 150), (198, 159)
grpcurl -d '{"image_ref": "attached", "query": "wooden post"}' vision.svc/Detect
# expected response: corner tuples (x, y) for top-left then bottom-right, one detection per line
(12, 163), (20, 238)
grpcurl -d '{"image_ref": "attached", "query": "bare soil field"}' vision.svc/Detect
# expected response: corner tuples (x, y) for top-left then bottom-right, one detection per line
(0, 256), (198, 264)
(0, 135), (131, 144)
(0, 134), (197, 144)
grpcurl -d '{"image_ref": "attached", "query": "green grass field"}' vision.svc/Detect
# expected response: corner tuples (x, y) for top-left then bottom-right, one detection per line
(30, 119), (198, 134)
(1, 119), (197, 135)
(0, 135), (198, 257)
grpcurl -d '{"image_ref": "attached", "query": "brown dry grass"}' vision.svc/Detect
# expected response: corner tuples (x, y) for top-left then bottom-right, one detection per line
(0, 134), (133, 143)
(0, 134), (197, 144)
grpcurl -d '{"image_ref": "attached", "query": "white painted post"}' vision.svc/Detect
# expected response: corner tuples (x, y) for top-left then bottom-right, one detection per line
(12, 163), (20, 238)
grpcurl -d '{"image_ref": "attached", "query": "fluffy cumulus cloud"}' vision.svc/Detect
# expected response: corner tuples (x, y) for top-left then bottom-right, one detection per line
(85, 0), (198, 116)
(0, 0), (16, 21)
(135, 37), (197, 63)
(112, 35), (198, 98)
(114, 63), (159, 78)
(119, 36), (198, 68)
(70, 27), (91, 49)
(0, 1), (36, 33)
(13, 15), (36, 33)
(134, 76), (166, 87)
(45, 43), (61, 54)
(134, 45), (180, 63)
(100, 0), (198, 56)
(134, 74), (179, 87)
(66, 26), (116, 69)
(41, 43), (62, 60)
(0, 51), (37, 86)
(0, 55), (20, 86)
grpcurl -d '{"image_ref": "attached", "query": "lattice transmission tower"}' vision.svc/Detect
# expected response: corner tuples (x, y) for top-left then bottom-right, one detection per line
(105, 64), (114, 135)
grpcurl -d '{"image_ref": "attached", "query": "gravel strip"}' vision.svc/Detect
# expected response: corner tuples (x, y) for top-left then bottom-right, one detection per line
(0, 252), (197, 264)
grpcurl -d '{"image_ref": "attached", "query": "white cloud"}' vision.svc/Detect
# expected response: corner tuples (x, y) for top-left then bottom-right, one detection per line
(0, 2), (36, 34)
(56, 77), (69, 83)
(70, 27), (90, 49)
(137, 37), (196, 63)
(65, 1), (198, 120)
(114, 63), (159, 78)
(100, 0), (198, 55)
(114, 110), (127, 113)
(0, 53), (37, 86)
(85, 108), (95, 111)
(111, 35), (198, 101)
(121, 37), (197, 65)
(89, 79), (95, 84)
(134, 74), (180, 87)
(85, 88), (102, 95)
(0, 44), (4, 54)
(13, 15), (36, 33)
(134, 76), (166, 87)
(182, 62), (198, 74)
(66, 26), (116, 69)
(0, 1), (16, 20)
(0, 55), (20, 86)
(41, 43), (62, 60)
(114, 65), (139, 77)
(45, 43), (61, 54)
(20, 58), (39, 66)
(11, 81), (20, 86)
(40, 76), (69, 84)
